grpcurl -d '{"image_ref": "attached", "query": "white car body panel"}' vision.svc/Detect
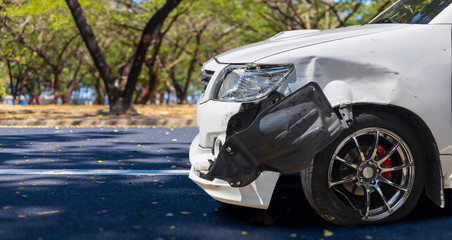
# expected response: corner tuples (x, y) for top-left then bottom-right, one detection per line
(190, 4), (452, 209)
(255, 24), (452, 154)
(190, 102), (283, 209)
(214, 25), (407, 64)
(189, 167), (280, 209)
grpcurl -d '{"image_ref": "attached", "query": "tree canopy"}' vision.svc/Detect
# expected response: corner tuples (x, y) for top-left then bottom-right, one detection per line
(0, 0), (396, 111)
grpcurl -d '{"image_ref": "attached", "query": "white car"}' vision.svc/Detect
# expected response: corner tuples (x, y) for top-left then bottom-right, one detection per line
(189, 0), (452, 225)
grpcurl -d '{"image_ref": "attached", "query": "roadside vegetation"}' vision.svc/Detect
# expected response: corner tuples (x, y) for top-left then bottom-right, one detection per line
(0, 0), (396, 114)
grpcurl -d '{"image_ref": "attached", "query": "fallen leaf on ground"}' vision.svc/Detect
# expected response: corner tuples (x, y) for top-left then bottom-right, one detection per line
(324, 229), (334, 237)
(180, 211), (191, 215)
(2, 206), (11, 210)
(95, 181), (105, 184)
(36, 210), (60, 215)
(165, 213), (174, 217)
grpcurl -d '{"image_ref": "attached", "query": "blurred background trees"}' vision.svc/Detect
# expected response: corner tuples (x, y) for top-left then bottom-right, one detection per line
(0, 0), (396, 113)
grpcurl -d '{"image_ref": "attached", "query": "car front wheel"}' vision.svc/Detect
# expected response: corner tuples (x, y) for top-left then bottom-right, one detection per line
(300, 110), (425, 225)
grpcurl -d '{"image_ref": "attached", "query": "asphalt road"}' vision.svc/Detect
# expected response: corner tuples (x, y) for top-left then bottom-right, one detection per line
(0, 127), (451, 240)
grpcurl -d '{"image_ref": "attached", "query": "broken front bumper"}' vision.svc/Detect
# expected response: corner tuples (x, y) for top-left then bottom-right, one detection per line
(189, 100), (281, 209)
(189, 82), (344, 208)
(189, 140), (280, 209)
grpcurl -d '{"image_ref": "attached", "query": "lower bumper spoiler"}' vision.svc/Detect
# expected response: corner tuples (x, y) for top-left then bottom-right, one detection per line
(202, 82), (345, 187)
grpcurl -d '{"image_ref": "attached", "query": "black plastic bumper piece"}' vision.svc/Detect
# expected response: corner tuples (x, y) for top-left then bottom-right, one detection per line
(202, 82), (345, 187)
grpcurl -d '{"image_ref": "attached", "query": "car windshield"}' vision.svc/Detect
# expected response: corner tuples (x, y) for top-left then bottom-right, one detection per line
(370, 0), (451, 24)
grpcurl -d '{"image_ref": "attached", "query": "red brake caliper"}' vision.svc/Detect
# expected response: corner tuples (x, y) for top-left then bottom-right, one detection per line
(377, 145), (392, 180)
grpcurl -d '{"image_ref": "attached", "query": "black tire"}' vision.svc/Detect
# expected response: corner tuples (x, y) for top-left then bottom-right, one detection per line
(300, 110), (425, 225)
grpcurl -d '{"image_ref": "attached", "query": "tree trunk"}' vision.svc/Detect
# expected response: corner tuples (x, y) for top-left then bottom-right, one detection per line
(6, 60), (16, 104)
(181, 25), (205, 104)
(94, 72), (104, 105)
(158, 90), (164, 105)
(65, 0), (181, 114)
(53, 68), (61, 104)
(139, 64), (159, 104)
(25, 84), (39, 105)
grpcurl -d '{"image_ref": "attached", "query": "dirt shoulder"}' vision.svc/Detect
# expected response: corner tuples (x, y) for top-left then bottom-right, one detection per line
(0, 105), (197, 127)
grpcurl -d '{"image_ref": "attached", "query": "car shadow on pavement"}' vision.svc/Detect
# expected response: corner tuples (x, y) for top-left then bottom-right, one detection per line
(217, 175), (329, 227)
(218, 175), (452, 227)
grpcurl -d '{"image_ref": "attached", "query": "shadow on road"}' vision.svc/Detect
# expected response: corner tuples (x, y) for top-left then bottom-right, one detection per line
(0, 128), (194, 170)
(218, 175), (452, 227)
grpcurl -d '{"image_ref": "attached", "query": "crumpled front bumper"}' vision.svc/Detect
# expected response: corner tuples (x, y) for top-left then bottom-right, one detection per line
(189, 82), (345, 209)
(189, 137), (280, 209)
(189, 97), (281, 209)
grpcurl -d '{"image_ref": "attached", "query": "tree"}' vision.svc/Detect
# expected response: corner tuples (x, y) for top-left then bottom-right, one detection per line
(1, 0), (85, 104)
(0, 62), (9, 103)
(157, 0), (240, 104)
(210, 0), (397, 42)
(0, 0), (396, 106)
(65, 0), (181, 114)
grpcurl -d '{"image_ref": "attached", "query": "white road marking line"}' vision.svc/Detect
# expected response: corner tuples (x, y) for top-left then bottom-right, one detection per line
(0, 169), (190, 176)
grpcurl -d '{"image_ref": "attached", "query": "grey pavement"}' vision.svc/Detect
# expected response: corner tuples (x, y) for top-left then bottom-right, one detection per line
(0, 116), (196, 128)
(0, 127), (451, 240)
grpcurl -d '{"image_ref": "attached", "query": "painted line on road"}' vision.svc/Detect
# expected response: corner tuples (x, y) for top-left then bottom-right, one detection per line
(0, 169), (190, 176)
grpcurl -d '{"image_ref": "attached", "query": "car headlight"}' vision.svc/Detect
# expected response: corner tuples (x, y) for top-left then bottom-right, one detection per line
(213, 64), (294, 102)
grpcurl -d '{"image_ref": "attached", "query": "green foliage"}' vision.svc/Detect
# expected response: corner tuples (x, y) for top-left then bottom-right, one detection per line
(0, 63), (8, 98)
(1, 0), (397, 105)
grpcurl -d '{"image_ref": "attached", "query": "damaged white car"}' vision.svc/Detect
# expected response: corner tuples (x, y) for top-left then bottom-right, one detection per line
(189, 0), (452, 225)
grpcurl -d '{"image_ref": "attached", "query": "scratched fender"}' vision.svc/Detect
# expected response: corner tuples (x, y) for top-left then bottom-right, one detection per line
(201, 82), (345, 187)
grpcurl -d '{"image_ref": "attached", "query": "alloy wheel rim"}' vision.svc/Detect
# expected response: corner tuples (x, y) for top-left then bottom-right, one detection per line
(327, 127), (415, 221)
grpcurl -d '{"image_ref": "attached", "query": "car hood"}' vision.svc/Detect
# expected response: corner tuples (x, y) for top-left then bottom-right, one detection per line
(215, 24), (408, 64)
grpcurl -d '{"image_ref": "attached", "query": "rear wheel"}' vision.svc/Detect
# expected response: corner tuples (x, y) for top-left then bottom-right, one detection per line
(301, 110), (425, 225)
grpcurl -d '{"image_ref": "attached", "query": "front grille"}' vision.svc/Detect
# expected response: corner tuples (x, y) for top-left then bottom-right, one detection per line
(201, 70), (215, 91)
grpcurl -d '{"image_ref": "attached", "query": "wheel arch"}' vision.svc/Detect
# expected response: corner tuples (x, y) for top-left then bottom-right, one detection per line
(338, 103), (444, 208)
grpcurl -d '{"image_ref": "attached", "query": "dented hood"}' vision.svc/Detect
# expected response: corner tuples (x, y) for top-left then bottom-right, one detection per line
(215, 24), (408, 64)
